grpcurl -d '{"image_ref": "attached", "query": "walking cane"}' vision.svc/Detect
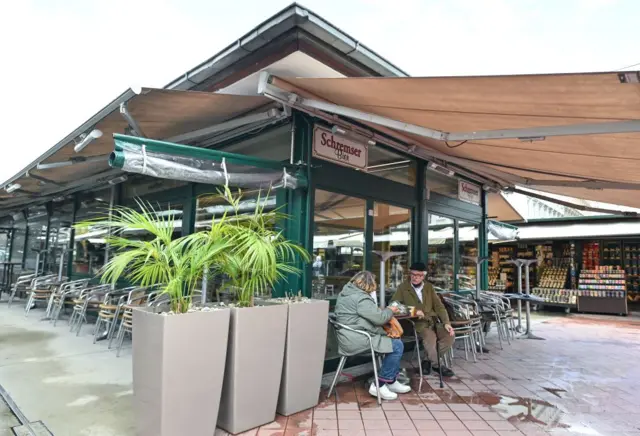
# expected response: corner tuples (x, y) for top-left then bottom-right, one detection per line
(433, 317), (444, 389)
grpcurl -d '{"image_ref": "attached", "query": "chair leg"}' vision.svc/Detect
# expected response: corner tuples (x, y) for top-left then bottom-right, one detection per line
(93, 317), (104, 344)
(327, 356), (347, 400)
(413, 329), (423, 392)
(8, 287), (18, 307)
(116, 327), (127, 357)
(463, 336), (469, 361)
(370, 347), (382, 405)
(24, 294), (35, 316)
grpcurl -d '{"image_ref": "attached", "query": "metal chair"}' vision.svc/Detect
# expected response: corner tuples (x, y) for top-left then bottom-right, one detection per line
(7, 273), (36, 307)
(443, 297), (477, 363)
(24, 275), (60, 316)
(327, 313), (383, 406)
(92, 287), (139, 344)
(68, 285), (113, 335)
(49, 279), (92, 325)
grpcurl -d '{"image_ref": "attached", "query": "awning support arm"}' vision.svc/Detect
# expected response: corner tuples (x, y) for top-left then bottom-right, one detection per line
(165, 108), (285, 144)
(119, 102), (146, 137)
(508, 187), (638, 216)
(259, 73), (640, 142)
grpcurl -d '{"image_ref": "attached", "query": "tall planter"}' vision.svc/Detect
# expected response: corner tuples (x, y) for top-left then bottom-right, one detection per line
(217, 304), (288, 434)
(132, 307), (230, 436)
(277, 299), (330, 416)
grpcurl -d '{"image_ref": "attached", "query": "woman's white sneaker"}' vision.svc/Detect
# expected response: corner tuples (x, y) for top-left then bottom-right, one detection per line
(369, 383), (398, 400)
(387, 380), (412, 394)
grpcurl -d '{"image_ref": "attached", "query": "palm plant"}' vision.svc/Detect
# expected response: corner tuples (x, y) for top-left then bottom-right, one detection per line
(76, 200), (229, 314)
(76, 188), (310, 311)
(182, 188), (310, 307)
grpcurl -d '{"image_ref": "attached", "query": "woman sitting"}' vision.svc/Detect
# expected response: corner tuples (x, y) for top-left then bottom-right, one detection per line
(334, 271), (411, 400)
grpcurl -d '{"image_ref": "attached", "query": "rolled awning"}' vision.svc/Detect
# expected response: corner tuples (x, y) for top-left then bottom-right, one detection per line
(110, 134), (305, 190)
(261, 72), (640, 209)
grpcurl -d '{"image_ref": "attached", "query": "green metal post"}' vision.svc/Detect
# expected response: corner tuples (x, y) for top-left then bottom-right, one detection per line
(414, 161), (428, 264)
(453, 219), (460, 292)
(67, 196), (79, 279)
(181, 183), (197, 237)
(364, 199), (374, 271)
(480, 191), (489, 290)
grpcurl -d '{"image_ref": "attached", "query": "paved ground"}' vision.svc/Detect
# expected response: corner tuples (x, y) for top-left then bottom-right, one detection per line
(1, 296), (639, 435)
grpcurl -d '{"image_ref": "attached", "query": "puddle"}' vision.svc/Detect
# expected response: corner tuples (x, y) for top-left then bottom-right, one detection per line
(479, 392), (568, 428)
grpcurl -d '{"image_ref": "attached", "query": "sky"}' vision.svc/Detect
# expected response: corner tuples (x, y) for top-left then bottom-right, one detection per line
(1, 0), (638, 185)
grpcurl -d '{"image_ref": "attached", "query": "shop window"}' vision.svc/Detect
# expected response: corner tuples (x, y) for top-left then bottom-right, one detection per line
(426, 168), (458, 199)
(46, 202), (74, 275)
(24, 206), (49, 273)
(73, 188), (112, 276)
(9, 215), (27, 267)
(458, 221), (479, 291)
(367, 145), (416, 186)
(123, 176), (187, 202)
(0, 230), (8, 263)
(428, 214), (455, 291)
(312, 190), (366, 300)
(372, 202), (411, 295)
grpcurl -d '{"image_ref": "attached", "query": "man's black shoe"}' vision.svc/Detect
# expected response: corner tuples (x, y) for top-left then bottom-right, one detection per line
(432, 366), (455, 377)
(422, 360), (432, 375)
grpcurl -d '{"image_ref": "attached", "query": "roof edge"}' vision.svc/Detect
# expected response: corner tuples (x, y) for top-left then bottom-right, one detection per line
(164, 2), (408, 91)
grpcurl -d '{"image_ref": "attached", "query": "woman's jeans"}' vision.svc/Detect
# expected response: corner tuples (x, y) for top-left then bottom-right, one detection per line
(378, 338), (404, 384)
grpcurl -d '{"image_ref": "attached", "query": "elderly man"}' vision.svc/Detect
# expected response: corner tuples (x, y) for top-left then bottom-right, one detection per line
(391, 262), (456, 377)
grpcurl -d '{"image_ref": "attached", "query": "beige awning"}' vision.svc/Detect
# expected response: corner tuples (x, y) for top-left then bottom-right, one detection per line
(486, 192), (523, 222)
(2, 88), (272, 210)
(265, 72), (640, 209)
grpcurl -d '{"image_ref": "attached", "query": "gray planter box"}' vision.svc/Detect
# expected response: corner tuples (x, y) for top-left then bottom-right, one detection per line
(277, 300), (330, 416)
(217, 304), (288, 434)
(132, 307), (230, 436)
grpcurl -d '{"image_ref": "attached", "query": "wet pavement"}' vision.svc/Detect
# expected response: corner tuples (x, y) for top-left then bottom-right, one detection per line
(2, 298), (640, 435)
(239, 314), (640, 436)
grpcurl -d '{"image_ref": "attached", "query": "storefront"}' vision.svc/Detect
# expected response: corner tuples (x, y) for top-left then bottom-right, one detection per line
(489, 217), (640, 315)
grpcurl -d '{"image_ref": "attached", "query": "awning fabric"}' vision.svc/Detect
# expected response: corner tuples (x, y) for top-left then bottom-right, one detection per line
(511, 221), (640, 241)
(1, 88), (271, 211)
(486, 192), (524, 222)
(267, 72), (640, 209)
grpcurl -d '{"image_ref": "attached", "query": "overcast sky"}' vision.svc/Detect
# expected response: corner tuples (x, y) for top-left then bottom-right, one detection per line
(1, 0), (638, 184)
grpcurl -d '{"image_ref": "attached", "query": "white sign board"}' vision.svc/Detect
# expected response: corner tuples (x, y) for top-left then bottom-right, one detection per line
(313, 126), (368, 170)
(458, 180), (481, 205)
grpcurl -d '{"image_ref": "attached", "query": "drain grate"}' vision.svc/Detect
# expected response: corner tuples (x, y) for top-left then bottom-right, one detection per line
(0, 383), (52, 436)
(13, 421), (53, 436)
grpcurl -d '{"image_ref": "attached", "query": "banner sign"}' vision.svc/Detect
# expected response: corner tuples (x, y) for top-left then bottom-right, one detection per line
(312, 126), (368, 170)
(458, 180), (481, 205)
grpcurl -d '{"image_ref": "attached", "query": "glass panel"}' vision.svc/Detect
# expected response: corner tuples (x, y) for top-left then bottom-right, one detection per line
(458, 221), (479, 291)
(195, 189), (278, 302)
(10, 217), (27, 268)
(73, 188), (112, 276)
(24, 221), (48, 272)
(368, 145), (416, 186)
(123, 176), (187, 202)
(426, 169), (458, 199)
(428, 214), (455, 291)
(46, 202), (75, 276)
(219, 124), (291, 161)
(372, 203), (411, 297)
(0, 231), (8, 263)
(312, 190), (366, 300)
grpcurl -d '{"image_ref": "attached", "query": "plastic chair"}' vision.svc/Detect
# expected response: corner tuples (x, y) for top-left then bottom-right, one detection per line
(327, 313), (383, 405)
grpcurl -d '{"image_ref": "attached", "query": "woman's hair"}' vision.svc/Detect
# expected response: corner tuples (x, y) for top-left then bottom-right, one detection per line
(350, 271), (378, 293)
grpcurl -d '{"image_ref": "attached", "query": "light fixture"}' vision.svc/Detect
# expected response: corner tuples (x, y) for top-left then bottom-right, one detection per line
(427, 162), (455, 178)
(37, 155), (108, 170)
(74, 129), (103, 153)
(5, 183), (22, 193)
(330, 125), (376, 146)
(518, 136), (545, 142)
(108, 175), (128, 185)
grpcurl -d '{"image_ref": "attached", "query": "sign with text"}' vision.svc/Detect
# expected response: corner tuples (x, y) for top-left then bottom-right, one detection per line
(458, 180), (481, 205)
(313, 126), (368, 170)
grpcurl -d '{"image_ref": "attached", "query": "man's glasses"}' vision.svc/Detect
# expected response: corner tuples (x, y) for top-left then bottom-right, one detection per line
(410, 272), (425, 277)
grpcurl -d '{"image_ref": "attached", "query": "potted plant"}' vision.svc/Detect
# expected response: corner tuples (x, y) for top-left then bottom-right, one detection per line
(183, 189), (311, 433)
(269, 294), (330, 416)
(78, 202), (232, 436)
